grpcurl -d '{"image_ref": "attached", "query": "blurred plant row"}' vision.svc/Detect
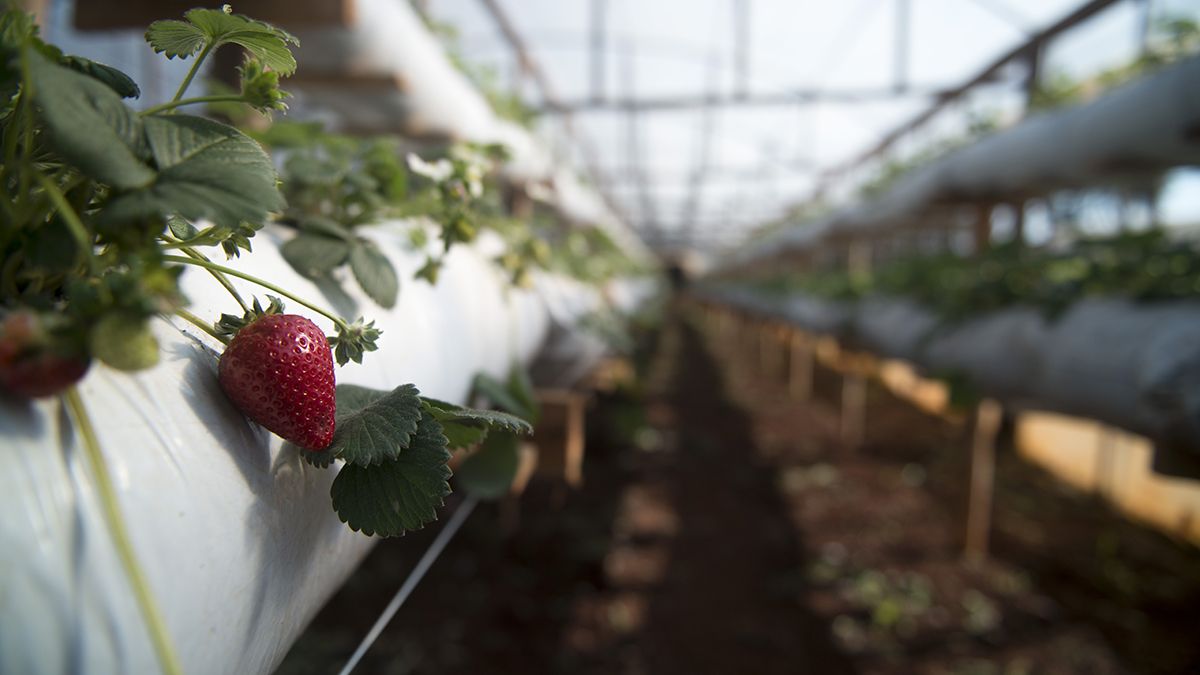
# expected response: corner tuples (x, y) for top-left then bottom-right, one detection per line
(746, 229), (1200, 321)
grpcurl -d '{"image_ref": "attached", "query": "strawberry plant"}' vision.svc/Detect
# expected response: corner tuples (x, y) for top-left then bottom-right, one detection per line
(3, 7), (537, 671)
(745, 229), (1200, 322)
(249, 118), (518, 303)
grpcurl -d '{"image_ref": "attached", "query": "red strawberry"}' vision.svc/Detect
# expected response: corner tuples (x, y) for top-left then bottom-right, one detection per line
(218, 314), (336, 450)
(0, 311), (91, 399)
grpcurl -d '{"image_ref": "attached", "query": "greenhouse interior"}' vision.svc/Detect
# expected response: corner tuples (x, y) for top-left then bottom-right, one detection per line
(3, 0), (1200, 673)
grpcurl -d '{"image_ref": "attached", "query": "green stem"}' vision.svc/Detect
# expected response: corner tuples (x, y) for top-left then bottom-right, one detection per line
(169, 41), (216, 104)
(179, 247), (251, 314)
(162, 255), (351, 331)
(16, 48), (36, 202)
(35, 173), (96, 270)
(140, 94), (245, 117)
(64, 388), (184, 675)
(175, 308), (228, 344)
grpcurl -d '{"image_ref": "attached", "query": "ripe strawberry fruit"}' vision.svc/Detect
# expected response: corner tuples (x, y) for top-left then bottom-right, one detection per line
(218, 314), (336, 451)
(0, 311), (91, 399)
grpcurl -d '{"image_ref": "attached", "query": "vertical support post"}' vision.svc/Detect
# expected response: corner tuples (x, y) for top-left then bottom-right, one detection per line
(1095, 427), (1119, 500)
(734, 0), (751, 99)
(840, 367), (867, 452)
(1011, 200), (1026, 247)
(1136, 0), (1152, 57)
(590, 0), (607, 103)
(789, 331), (813, 401)
(894, 0), (911, 92)
(965, 398), (1003, 562)
(973, 202), (993, 255)
(1022, 43), (1042, 113)
(759, 323), (772, 372)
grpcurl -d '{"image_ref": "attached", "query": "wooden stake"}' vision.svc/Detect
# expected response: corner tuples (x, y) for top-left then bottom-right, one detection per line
(840, 372), (867, 452)
(759, 324), (776, 373)
(789, 331), (813, 401)
(533, 390), (587, 488)
(965, 398), (1003, 561)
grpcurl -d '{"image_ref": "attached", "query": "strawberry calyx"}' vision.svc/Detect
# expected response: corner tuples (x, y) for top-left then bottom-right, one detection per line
(214, 294), (287, 340)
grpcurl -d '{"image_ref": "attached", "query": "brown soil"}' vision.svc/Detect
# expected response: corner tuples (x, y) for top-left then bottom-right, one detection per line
(277, 302), (1200, 675)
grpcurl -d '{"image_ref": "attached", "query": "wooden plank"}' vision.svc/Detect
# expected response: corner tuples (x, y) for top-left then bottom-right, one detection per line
(964, 398), (1003, 561)
(73, 0), (356, 31)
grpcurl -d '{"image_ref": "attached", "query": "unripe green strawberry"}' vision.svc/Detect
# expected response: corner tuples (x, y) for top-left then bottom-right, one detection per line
(218, 313), (336, 450)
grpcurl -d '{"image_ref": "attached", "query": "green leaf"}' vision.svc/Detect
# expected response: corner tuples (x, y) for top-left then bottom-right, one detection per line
(281, 232), (350, 277)
(335, 384), (389, 416)
(440, 422), (488, 451)
(350, 240), (399, 308)
(506, 367), (540, 424)
(331, 412), (452, 536)
(26, 218), (79, 272)
(90, 314), (159, 371)
(146, 8), (299, 75)
(144, 19), (206, 59)
(420, 398), (489, 449)
(298, 215), (353, 240)
(100, 115), (284, 230)
(59, 55), (140, 98)
(472, 372), (538, 423)
(166, 214), (198, 240)
(456, 432), (519, 500)
(442, 407), (533, 436)
(420, 397), (534, 436)
(25, 49), (154, 190)
(329, 383), (423, 467)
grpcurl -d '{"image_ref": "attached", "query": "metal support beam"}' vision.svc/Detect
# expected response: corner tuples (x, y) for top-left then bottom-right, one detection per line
(476, 0), (634, 242)
(680, 56), (721, 248)
(539, 84), (947, 114)
(478, 0), (564, 111)
(821, 0), (1124, 186)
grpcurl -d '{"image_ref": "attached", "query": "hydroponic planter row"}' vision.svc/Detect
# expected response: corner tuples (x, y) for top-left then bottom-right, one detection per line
(731, 53), (1200, 268)
(695, 286), (1200, 477)
(0, 222), (644, 675)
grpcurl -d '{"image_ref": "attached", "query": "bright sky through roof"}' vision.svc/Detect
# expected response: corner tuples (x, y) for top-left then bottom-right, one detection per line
(429, 0), (1200, 247)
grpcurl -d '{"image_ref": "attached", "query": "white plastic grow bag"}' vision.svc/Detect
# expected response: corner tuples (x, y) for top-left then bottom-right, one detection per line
(0, 221), (614, 675)
(702, 287), (1200, 468)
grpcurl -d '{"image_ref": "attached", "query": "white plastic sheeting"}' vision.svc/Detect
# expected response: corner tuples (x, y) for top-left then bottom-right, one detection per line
(0, 222), (624, 675)
(699, 287), (1200, 472)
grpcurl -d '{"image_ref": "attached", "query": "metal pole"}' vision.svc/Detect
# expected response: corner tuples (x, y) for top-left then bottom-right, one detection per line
(734, 0), (750, 99)
(894, 0), (910, 92)
(590, 0), (607, 102)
